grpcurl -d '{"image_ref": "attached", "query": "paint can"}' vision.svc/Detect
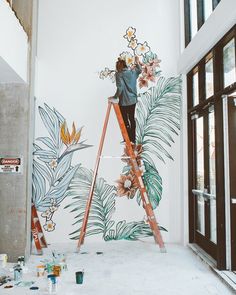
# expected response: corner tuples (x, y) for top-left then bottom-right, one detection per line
(17, 256), (25, 267)
(47, 274), (57, 294)
(0, 254), (7, 268)
(13, 265), (22, 281)
(59, 262), (67, 272)
(36, 265), (45, 277)
(46, 262), (54, 274)
(52, 265), (61, 277)
(75, 271), (84, 284)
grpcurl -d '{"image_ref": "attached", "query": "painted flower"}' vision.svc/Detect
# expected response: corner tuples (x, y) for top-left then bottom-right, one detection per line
(60, 121), (83, 146)
(41, 209), (52, 219)
(135, 42), (150, 56)
(122, 144), (143, 166)
(138, 76), (149, 88)
(49, 159), (58, 169)
(149, 58), (161, 68)
(143, 65), (154, 75)
(116, 174), (138, 199)
(123, 27), (136, 41)
(49, 198), (58, 213)
(99, 71), (105, 80)
(119, 52), (135, 67)
(43, 220), (56, 232)
(119, 51), (128, 61)
(125, 54), (135, 67)
(109, 71), (116, 83)
(128, 38), (138, 50)
(145, 71), (156, 83)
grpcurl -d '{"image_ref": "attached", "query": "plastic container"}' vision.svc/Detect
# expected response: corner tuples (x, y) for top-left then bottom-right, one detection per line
(13, 265), (22, 281)
(75, 271), (84, 284)
(47, 274), (57, 294)
(0, 254), (7, 268)
(53, 265), (61, 277)
(37, 265), (45, 277)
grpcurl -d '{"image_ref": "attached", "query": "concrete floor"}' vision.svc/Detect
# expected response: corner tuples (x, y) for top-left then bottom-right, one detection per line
(0, 240), (234, 294)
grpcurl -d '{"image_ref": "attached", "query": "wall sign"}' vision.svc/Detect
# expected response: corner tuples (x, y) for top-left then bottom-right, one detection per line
(0, 157), (22, 174)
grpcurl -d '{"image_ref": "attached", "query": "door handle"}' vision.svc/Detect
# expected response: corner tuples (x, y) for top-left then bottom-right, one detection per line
(231, 198), (236, 204)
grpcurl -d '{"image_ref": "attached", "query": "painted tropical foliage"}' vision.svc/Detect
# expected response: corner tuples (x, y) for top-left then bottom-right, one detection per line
(33, 27), (181, 240)
(32, 104), (92, 232)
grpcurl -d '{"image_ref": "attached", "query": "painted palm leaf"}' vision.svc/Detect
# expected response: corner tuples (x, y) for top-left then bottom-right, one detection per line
(136, 76), (182, 167)
(104, 220), (167, 241)
(64, 166), (117, 240)
(136, 161), (162, 209)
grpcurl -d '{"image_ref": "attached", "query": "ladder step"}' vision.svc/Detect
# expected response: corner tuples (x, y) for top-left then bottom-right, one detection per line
(100, 155), (131, 159)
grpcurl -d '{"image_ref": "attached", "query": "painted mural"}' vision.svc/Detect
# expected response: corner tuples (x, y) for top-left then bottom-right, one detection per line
(32, 27), (181, 240)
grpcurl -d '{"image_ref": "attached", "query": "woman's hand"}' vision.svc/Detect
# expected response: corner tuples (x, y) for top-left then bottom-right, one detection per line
(134, 55), (140, 64)
(108, 97), (119, 104)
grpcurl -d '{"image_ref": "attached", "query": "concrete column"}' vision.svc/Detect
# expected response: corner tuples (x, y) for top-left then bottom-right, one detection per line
(0, 83), (31, 262)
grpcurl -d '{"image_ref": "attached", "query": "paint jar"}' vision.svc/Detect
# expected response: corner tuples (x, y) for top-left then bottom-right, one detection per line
(53, 265), (61, 277)
(13, 265), (22, 281)
(47, 274), (57, 294)
(59, 262), (67, 272)
(75, 271), (84, 284)
(17, 256), (25, 267)
(46, 262), (54, 274)
(0, 254), (7, 268)
(37, 265), (45, 277)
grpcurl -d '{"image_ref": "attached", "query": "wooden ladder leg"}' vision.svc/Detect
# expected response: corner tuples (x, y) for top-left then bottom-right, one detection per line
(31, 213), (43, 255)
(31, 204), (47, 248)
(77, 103), (112, 251)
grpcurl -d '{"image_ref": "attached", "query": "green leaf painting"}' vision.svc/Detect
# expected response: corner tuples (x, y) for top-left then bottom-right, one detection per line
(136, 161), (162, 209)
(33, 27), (181, 240)
(136, 76), (181, 167)
(104, 220), (167, 241)
(64, 166), (117, 240)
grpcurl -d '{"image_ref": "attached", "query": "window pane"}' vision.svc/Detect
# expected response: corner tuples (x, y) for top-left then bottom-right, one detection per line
(209, 110), (217, 243)
(190, 0), (198, 39)
(204, 0), (213, 21)
(196, 117), (205, 235)
(205, 58), (214, 98)
(193, 71), (199, 106)
(223, 38), (236, 88)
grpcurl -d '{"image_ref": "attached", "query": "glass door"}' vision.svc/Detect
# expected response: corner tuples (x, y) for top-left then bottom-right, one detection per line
(191, 106), (217, 258)
(223, 94), (236, 271)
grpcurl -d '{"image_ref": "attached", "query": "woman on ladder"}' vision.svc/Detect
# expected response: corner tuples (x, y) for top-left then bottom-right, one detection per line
(109, 56), (142, 145)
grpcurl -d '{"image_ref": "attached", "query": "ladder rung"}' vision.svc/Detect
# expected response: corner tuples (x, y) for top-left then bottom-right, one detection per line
(100, 155), (130, 159)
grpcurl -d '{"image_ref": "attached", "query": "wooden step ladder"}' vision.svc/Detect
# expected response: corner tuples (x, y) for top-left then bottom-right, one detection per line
(31, 204), (48, 255)
(77, 101), (166, 252)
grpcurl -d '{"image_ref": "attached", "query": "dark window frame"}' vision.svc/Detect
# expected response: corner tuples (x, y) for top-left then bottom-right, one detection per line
(184, 0), (221, 47)
(188, 25), (236, 270)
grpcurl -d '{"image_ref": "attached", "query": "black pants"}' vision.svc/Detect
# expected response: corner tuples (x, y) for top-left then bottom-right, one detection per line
(120, 104), (136, 143)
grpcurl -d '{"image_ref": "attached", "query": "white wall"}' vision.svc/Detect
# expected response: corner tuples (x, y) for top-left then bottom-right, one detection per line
(35, 0), (182, 244)
(0, 0), (28, 82)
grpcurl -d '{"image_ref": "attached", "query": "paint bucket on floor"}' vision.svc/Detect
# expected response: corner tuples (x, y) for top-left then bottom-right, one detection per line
(47, 274), (57, 294)
(59, 262), (67, 272)
(46, 262), (54, 274)
(17, 256), (25, 267)
(37, 265), (45, 277)
(0, 254), (7, 268)
(13, 265), (22, 281)
(75, 271), (84, 284)
(52, 265), (61, 277)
